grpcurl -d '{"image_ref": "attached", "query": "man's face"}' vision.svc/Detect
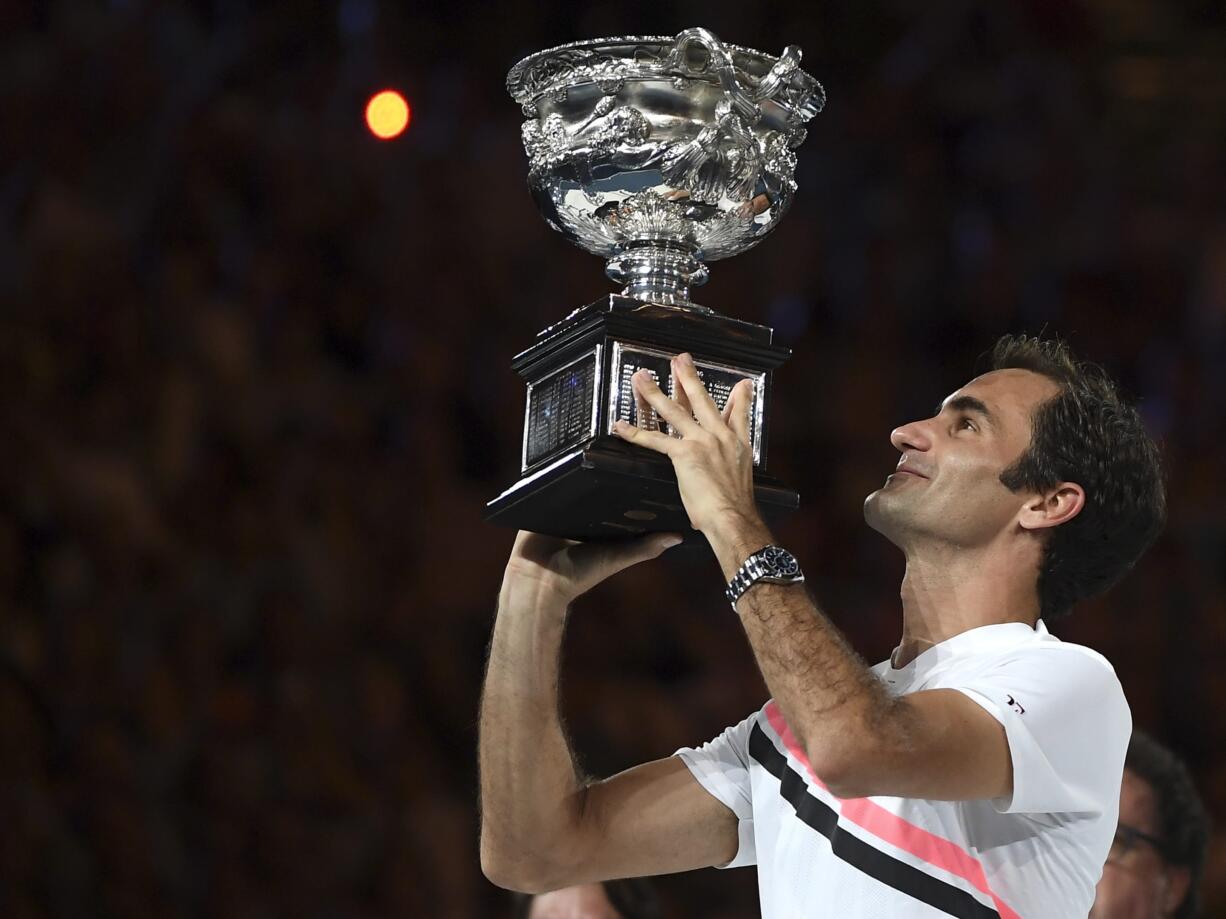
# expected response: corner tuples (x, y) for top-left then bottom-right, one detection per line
(1091, 769), (1189, 918)
(863, 368), (1060, 551)
(527, 884), (623, 919)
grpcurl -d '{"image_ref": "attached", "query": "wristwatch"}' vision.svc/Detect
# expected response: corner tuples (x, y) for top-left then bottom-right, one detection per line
(725, 545), (805, 609)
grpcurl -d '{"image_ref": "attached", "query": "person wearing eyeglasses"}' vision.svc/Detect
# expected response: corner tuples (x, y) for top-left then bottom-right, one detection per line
(1091, 731), (1210, 919)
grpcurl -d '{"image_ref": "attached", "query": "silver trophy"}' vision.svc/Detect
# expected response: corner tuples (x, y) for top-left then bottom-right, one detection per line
(486, 28), (825, 540)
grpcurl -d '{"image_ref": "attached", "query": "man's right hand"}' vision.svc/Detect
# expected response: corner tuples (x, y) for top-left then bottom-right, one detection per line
(503, 530), (684, 605)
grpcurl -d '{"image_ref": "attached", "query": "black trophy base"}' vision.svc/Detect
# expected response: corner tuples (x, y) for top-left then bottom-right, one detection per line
(485, 294), (800, 542)
(485, 436), (799, 542)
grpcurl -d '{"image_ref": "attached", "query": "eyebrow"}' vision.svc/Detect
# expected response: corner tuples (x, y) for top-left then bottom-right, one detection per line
(934, 395), (999, 430)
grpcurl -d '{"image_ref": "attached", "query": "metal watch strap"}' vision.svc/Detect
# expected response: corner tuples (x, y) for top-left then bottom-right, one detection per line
(725, 545), (805, 609)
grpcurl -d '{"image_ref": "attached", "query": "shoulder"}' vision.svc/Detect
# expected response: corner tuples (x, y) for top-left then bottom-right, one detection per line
(961, 636), (1131, 728)
(1031, 631), (1118, 671)
(1005, 636), (1124, 693)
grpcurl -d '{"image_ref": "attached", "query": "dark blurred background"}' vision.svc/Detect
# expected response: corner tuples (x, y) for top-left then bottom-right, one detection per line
(2, 0), (1225, 916)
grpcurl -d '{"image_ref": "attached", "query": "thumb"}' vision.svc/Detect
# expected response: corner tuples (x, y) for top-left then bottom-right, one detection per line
(573, 531), (684, 582)
(607, 531), (685, 570)
(643, 531), (686, 557)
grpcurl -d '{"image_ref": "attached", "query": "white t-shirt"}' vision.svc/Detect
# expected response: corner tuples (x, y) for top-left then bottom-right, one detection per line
(675, 620), (1130, 919)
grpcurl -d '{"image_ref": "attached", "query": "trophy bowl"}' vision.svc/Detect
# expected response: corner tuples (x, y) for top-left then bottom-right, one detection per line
(508, 28), (826, 306)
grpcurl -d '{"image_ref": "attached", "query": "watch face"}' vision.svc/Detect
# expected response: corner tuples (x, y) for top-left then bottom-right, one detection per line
(761, 546), (801, 577)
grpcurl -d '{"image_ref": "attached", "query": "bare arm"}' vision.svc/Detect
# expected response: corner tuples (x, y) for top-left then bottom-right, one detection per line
(615, 355), (1012, 802)
(478, 534), (738, 893)
(709, 533), (1010, 801)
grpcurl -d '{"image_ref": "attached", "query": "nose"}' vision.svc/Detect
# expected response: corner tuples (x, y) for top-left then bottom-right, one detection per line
(889, 417), (933, 454)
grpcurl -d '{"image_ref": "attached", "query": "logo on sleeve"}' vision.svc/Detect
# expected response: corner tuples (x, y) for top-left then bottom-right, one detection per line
(1006, 694), (1025, 715)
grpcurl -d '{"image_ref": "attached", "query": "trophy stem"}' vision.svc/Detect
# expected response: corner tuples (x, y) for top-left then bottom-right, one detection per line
(605, 241), (712, 309)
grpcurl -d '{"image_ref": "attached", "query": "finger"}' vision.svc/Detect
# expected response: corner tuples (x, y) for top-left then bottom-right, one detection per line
(631, 370), (701, 437)
(633, 378), (659, 431)
(727, 378), (755, 445)
(612, 419), (680, 455)
(671, 353), (723, 430)
(669, 368), (694, 438)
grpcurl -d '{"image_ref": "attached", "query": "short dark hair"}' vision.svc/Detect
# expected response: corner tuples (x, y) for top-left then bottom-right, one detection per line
(1126, 731), (1211, 919)
(990, 334), (1166, 621)
(510, 878), (662, 919)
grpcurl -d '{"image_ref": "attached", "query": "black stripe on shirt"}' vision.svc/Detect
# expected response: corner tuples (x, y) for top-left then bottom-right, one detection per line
(748, 722), (1002, 919)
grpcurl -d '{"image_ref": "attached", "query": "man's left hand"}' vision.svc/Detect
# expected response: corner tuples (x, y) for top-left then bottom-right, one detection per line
(612, 352), (763, 540)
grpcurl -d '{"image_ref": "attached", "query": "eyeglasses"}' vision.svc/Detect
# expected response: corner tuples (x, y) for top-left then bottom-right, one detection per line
(1106, 822), (1170, 865)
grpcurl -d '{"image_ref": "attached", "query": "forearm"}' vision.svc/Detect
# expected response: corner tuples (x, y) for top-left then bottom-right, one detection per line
(708, 518), (902, 790)
(479, 576), (588, 887)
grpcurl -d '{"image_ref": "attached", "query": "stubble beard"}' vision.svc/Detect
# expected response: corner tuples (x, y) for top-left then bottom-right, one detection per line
(864, 483), (919, 548)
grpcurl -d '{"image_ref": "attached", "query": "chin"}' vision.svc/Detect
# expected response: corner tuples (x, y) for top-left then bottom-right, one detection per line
(863, 488), (894, 537)
(864, 487), (923, 548)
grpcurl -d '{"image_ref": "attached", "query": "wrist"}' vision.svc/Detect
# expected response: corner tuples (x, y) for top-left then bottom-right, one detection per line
(725, 544), (806, 611)
(705, 510), (775, 581)
(500, 566), (577, 613)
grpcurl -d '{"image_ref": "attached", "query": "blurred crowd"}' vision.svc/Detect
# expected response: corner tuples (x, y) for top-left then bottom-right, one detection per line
(2, 0), (1224, 915)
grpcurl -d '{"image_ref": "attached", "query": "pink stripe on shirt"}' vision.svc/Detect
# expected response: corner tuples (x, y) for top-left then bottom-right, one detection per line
(763, 701), (1022, 919)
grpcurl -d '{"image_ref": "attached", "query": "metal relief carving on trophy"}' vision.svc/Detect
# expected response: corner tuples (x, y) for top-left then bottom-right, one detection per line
(486, 27), (825, 540)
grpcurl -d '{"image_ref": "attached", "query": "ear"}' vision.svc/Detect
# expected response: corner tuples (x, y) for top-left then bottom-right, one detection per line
(1018, 482), (1085, 532)
(1161, 865), (1191, 916)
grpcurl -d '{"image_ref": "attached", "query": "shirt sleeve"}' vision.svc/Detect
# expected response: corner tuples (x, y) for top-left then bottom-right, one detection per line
(942, 646), (1131, 816)
(674, 712), (758, 868)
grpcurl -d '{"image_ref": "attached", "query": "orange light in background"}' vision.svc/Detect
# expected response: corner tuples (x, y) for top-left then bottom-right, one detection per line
(365, 90), (410, 139)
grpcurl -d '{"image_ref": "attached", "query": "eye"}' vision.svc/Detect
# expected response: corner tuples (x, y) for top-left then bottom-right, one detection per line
(958, 416), (977, 432)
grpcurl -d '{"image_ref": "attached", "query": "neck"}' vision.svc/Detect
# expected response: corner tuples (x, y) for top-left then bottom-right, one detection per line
(892, 541), (1040, 668)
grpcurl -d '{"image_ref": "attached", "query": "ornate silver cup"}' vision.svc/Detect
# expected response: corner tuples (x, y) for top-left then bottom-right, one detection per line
(513, 28), (824, 307)
(486, 28), (824, 540)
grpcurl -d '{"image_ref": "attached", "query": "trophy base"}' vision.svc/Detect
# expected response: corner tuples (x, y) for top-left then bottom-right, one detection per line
(485, 437), (799, 542)
(485, 294), (801, 542)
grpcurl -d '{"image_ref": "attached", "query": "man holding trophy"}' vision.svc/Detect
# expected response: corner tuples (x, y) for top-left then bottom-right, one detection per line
(480, 29), (1167, 918)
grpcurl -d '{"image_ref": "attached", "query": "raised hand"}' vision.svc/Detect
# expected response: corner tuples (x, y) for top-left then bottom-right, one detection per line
(612, 352), (762, 538)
